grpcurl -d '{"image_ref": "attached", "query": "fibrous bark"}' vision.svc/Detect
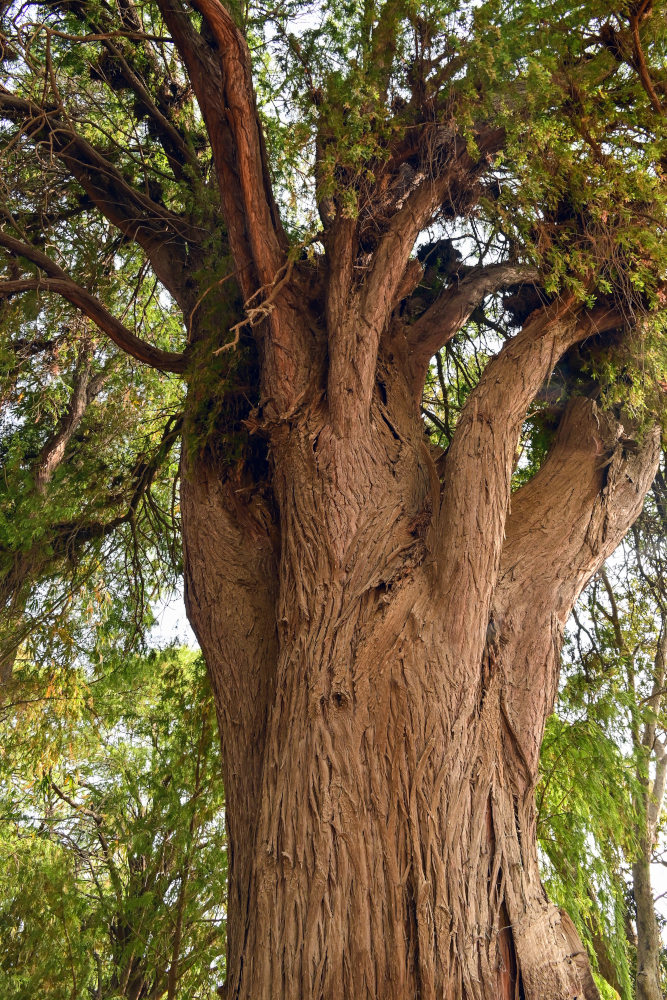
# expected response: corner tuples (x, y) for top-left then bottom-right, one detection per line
(181, 320), (660, 999)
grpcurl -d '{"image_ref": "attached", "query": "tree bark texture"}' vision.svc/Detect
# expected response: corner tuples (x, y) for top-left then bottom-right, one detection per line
(633, 847), (663, 1000)
(181, 316), (660, 999)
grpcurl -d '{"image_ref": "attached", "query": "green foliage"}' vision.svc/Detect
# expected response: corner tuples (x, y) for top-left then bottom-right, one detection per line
(0, 648), (226, 1000)
(0, 3), (666, 992)
(538, 713), (637, 999)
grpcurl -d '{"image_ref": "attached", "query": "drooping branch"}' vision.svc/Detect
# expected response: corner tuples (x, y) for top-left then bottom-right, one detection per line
(0, 88), (205, 310)
(0, 232), (188, 373)
(0, 412), (183, 682)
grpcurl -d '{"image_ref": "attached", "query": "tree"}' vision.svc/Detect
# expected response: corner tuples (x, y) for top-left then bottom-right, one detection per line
(0, 648), (227, 999)
(539, 453), (667, 1000)
(1, 2), (666, 997)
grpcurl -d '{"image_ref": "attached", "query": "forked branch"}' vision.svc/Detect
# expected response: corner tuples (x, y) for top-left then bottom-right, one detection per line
(435, 298), (628, 668)
(327, 126), (505, 432)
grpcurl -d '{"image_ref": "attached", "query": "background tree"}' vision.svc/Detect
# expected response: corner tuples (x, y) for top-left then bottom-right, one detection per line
(0, 648), (227, 1000)
(1, 2), (667, 998)
(537, 452), (667, 1000)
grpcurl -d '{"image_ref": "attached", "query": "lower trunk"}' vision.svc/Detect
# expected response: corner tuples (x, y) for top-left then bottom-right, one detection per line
(181, 384), (658, 1000)
(633, 840), (663, 1000)
(226, 574), (597, 1000)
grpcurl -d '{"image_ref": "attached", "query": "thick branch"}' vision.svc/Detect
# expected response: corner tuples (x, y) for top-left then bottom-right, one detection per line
(435, 298), (623, 670)
(494, 397), (661, 774)
(362, 126), (505, 332)
(406, 264), (539, 398)
(156, 0), (284, 297)
(155, 1), (305, 404)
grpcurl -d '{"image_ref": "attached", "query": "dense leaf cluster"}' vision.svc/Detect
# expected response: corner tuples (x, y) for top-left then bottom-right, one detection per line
(0, 648), (226, 1000)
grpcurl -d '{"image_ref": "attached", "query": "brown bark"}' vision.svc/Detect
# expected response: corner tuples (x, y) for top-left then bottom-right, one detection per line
(181, 312), (660, 998)
(180, 451), (279, 987)
(633, 848), (663, 1000)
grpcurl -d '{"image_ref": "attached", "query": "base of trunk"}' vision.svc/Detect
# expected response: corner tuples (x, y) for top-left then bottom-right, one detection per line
(228, 671), (598, 1000)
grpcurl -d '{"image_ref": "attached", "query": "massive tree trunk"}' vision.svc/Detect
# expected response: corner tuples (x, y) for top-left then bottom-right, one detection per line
(181, 320), (660, 999)
(143, 8), (662, 996)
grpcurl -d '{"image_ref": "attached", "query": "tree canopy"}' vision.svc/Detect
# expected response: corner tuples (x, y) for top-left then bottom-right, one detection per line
(0, 648), (226, 1000)
(1, 1), (666, 656)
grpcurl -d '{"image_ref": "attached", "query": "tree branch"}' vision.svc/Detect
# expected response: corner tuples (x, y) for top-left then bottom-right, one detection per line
(364, 125), (505, 332)
(93, 32), (200, 176)
(326, 127), (505, 432)
(0, 232), (188, 372)
(155, 1), (304, 405)
(629, 6), (665, 115)
(406, 263), (540, 399)
(0, 87), (204, 309)
(0, 413), (183, 682)
(435, 298), (628, 672)
(33, 354), (106, 493)
(156, 0), (284, 297)
(649, 709), (667, 835)
(492, 397), (661, 774)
